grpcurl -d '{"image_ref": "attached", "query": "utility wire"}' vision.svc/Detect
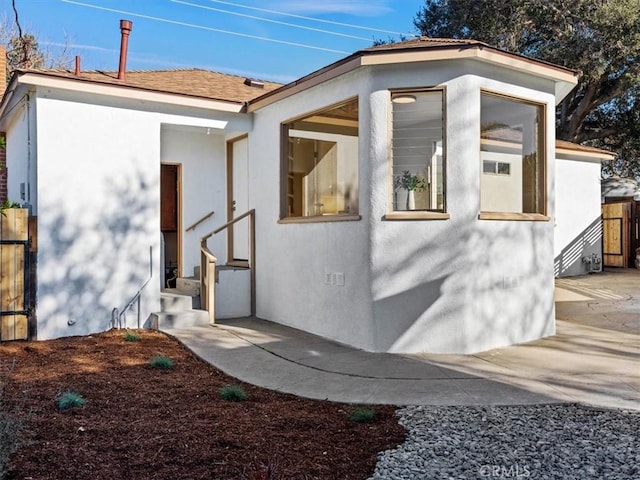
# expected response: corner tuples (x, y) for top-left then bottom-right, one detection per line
(171, 0), (372, 41)
(61, 0), (351, 54)
(207, 0), (411, 36)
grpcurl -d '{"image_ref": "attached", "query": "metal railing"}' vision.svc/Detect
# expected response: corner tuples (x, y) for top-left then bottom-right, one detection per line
(111, 246), (153, 330)
(185, 210), (215, 232)
(200, 209), (255, 324)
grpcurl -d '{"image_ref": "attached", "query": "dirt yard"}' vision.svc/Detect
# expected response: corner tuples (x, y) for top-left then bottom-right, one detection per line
(0, 329), (405, 479)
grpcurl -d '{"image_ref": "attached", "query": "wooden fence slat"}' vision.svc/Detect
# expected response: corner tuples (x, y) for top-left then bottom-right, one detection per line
(0, 209), (29, 341)
(602, 203), (629, 268)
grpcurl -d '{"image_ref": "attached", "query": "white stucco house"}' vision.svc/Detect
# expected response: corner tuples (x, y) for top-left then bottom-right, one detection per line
(0, 35), (614, 353)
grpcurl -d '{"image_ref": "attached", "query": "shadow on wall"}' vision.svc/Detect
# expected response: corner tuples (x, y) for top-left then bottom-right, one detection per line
(372, 217), (555, 354)
(554, 216), (603, 278)
(36, 166), (158, 339)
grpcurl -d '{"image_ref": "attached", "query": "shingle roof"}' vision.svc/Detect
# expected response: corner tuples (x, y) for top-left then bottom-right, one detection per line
(364, 36), (487, 52)
(19, 68), (282, 104)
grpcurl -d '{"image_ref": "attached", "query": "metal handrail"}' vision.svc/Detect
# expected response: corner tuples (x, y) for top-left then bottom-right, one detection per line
(200, 209), (256, 324)
(111, 246), (153, 330)
(185, 210), (215, 232)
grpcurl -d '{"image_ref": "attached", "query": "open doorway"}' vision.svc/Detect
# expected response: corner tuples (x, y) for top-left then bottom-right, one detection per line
(227, 136), (249, 265)
(161, 163), (181, 287)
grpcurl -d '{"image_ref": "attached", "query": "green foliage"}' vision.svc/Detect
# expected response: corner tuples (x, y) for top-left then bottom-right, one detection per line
(413, 0), (640, 177)
(57, 390), (86, 411)
(218, 385), (248, 402)
(396, 170), (426, 192)
(348, 407), (375, 423)
(123, 330), (141, 342)
(149, 355), (174, 369)
(0, 200), (20, 218)
(0, 360), (28, 480)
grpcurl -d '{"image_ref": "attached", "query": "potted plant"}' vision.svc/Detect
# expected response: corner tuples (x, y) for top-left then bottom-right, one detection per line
(397, 170), (426, 210)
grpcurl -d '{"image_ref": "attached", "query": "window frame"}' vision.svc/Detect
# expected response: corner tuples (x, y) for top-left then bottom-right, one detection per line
(279, 97), (361, 224)
(478, 90), (549, 222)
(385, 87), (450, 221)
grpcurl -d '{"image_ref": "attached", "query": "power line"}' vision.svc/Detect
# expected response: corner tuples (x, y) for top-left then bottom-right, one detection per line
(207, 0), (411, 36)
(61, 0), (351, 54)
(171, 0), (372, 41)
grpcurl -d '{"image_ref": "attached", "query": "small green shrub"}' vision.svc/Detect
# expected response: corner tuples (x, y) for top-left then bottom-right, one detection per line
(348, 407), (375, 423)
(57, 390), (86, 411)
(123, 330), (141, 342)
(0, 360), (28, 479)
(219, 385), (248, 402)
(149, 355), (174, 369)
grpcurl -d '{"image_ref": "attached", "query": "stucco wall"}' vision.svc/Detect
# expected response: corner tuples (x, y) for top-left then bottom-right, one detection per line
(5, 96), (36, 208)
(554, 156), (603, 277)
(34, 95), (161, 339)
(252, 59), (558, 354)
(368, 63), (557, 353)
(251, 69), (376, 351)
(29, 88), (247, 340)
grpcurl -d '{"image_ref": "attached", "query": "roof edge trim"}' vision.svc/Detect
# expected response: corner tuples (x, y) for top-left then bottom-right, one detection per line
(248, 57), (362, 112)
(17, 72), (244, 113)
(249, 43), (578, 111)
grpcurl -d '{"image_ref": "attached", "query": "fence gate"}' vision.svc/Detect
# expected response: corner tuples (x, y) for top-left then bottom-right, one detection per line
(602, 202), (630, 268)
(0, 209), (30, 341)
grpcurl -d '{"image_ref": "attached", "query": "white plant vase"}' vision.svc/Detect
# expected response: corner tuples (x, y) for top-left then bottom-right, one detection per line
(406, 190), (415, 210)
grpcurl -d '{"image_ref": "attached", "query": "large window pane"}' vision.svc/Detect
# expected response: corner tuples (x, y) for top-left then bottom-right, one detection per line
(391, 90), (445, 212)
(283, 99), (359, 218)
(480, 93), (545, 214)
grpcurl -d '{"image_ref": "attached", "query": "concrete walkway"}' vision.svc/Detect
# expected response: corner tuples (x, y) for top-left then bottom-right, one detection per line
(163, 269), (639, 411)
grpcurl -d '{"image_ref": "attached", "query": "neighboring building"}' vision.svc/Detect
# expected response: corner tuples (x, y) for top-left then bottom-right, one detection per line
(0, 35), (612, 353)
(554, 141), (615, 277)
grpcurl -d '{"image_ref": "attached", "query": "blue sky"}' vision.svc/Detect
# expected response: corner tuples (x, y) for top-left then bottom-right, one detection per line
(4, 0), (425, 83)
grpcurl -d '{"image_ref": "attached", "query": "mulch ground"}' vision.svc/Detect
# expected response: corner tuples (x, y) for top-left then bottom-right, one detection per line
(0, 329), (405, 480)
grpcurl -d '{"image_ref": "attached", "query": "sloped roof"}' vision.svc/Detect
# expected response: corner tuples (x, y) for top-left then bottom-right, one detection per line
(364, 37), (488, 52)
(16, 68), (282, 104)
(248, 36), (578, 111)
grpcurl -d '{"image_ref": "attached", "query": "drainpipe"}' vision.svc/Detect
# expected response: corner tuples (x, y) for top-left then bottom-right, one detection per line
(117, 19), (133, 81)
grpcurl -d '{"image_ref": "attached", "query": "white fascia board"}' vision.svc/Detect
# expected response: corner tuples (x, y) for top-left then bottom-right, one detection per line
(247, 57), (362, 112)
(158, 113), (229, 130)
(18, 73), (244, 113)
(360, 48), (578, 104)
(556, 148), (616, 163)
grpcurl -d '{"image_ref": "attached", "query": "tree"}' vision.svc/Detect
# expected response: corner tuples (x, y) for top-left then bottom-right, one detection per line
(1, 0), (72, 83)
(414, 0), (640, 177)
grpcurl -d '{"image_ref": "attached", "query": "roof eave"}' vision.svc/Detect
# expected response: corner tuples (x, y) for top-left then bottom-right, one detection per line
(249, 43), (578, 111)
(15, 71), (246, 113)
(556, 147), (616, 162)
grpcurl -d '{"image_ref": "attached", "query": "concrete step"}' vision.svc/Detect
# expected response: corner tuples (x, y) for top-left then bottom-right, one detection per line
(161, 290), (200, 311)
(176, 277), (200, 296)
(149, 310), (210, 330)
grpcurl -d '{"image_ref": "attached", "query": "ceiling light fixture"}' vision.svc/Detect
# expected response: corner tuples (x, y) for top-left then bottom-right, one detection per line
(392, 94), (417, 104)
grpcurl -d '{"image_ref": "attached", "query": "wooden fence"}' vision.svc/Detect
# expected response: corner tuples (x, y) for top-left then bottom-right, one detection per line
(0, 208), (29, 340)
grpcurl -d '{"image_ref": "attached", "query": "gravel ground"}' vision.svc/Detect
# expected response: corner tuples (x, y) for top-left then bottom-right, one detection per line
(370, 403), (640, 480)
